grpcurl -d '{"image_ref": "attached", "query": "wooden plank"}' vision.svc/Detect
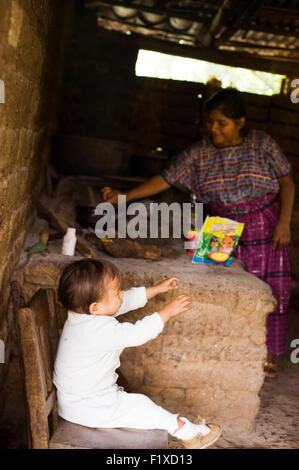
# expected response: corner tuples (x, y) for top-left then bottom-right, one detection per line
(50, 417), (168, 449)
(161, 106), (199, 124)
(269, 107), (299, 125)
(10, 281), (32, 448)
(28, 289), (58, 394)
(274, 137), (299, 155)
(245, 104), (269, 121)
(260, 6), (299, 19)
(45, 389), (55, 418)
(85, 233), (162, 261)
(45, 289), (59, 358)
(271, 94), (299, 111)
(165, 136), (198, 153)
(265, 122), (299, 140)
(17, 307), (50, 449)
(130, 88), (199, 108)
(133, 76), (205, 94)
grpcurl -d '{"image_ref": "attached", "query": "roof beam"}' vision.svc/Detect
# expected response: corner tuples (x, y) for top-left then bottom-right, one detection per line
(95, 28), (299, 75)
(196, 0), (232, 46)
(215, 0), (262, 45)
(240, 24), (299, 38)
(260, 6), (299, 19)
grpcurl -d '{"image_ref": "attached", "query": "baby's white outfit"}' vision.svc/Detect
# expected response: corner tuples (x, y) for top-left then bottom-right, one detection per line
(53, 287), (179, 434)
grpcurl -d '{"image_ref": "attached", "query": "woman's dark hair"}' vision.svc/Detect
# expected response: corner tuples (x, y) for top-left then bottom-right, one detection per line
(205, 88), (246, 119)
(58, 258), (120, 314)
(204, 88), (248, 135)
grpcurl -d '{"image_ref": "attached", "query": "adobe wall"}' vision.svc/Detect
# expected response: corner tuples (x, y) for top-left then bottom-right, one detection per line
(0, 0), (70, 408)
(17, 243), (276, 438)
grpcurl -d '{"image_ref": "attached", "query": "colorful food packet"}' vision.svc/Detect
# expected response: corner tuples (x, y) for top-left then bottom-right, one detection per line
(192, 215), (244, 266)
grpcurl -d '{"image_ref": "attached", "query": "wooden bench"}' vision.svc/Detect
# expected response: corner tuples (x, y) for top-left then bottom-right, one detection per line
(16, 287), (168, 449)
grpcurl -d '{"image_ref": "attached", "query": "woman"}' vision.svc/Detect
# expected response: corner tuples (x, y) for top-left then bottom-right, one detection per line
(102, 89), (295, 378)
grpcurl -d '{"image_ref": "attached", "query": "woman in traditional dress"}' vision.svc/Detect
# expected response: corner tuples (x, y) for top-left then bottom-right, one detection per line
(102, 89), (295, 378)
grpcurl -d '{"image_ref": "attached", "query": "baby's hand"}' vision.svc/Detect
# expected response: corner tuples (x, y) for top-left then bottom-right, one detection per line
(145, 277), (180, 300)
(158, 294), (192, 324)
(156, 277), (180, 294)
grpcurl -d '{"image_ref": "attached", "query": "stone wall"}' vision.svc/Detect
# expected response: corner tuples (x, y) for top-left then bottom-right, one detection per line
(119, 265), (275, 437)
(17, 244), (275, 438)
(0, 0), (70, 407)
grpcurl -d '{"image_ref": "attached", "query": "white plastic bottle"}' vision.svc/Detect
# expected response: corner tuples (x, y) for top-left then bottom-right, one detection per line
(61, 228), (77, 256)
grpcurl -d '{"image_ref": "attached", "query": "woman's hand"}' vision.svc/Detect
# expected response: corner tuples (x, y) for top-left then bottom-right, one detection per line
(146, 277), (179, 300)
(275, 174), (294, 249)
(102, 175), (170, 205)
(273, 219), (291, 249)
(158, 294), (192, 324)
(101, 186), (123, 204)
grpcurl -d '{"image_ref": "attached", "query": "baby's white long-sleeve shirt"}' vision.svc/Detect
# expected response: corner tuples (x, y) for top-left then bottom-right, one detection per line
(53, 287), (164, 400)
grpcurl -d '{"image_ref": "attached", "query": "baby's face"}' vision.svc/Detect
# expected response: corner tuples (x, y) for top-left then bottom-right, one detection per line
(90, 275), (123, 316)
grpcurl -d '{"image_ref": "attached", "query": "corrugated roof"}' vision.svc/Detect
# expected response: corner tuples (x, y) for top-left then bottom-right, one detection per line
(85, 0), (299, 67)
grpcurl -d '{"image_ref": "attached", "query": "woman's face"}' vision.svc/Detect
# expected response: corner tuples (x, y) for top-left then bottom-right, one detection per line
(206, 109), (245, 148)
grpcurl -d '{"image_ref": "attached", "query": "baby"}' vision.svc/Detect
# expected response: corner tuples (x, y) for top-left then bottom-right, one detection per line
(53, 258), (222, 449)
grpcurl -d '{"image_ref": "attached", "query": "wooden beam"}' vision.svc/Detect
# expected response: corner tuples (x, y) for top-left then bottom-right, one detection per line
(96, 27), (299, 76)
(215, 0), (262, 44)
(222, 41), (299, 52)
(260, 6), (299, 19)
(241, 24), (299, 38)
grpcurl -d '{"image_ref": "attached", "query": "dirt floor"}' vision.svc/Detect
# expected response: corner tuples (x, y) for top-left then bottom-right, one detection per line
(0, 310), (298, 449)
(170, 308), (299, 449)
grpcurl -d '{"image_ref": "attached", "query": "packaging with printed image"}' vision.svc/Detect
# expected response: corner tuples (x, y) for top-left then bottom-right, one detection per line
(192, 216), (244, 266)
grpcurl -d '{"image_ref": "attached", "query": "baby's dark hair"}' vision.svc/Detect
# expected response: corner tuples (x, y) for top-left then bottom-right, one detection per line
(58, 258), (121, 314)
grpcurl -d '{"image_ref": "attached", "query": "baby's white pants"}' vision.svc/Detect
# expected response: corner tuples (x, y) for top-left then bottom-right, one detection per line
(57, 386), (179, 434)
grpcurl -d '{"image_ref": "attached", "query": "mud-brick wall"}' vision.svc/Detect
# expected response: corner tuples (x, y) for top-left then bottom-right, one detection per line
(51, 3), (138, 177)
(19, 254), (276, 438)
(0, 0), (69, 406)
(118, 262), (276, 437)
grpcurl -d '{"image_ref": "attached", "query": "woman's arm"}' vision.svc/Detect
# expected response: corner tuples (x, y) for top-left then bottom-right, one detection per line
(278, 174), (295, 224)
(126, 174), (171, 202)
(102, 174), (170, 203)
(273, 173), (295, 249)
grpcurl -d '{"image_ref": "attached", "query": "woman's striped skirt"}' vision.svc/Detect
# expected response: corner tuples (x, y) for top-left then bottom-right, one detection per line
(209, 193), (291, 356)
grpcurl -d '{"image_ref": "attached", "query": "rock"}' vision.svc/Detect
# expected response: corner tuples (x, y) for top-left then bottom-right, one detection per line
(19, 243), (274, 438)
